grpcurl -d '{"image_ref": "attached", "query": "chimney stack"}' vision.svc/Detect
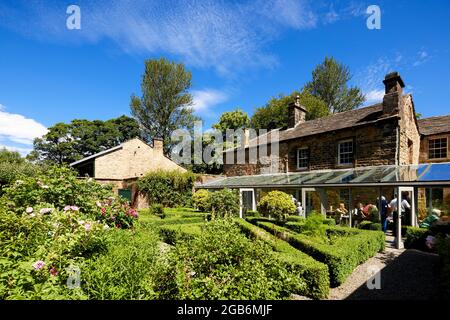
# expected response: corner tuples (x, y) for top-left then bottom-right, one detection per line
(153, 137), (163, 154)
(382, 72), (405, 116)
(288, 95), (307, 128)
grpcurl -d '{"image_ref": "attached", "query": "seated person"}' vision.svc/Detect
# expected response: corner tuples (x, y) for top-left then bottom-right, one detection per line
(353, 203), (368, 227)
(336, 203), (349, 225)
(420, 209), (441, 228)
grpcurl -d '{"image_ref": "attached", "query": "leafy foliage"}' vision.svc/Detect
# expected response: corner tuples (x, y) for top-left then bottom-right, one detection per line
(174, 219), (298, 299)
(304, 57), (365, 114)
(28, 116), (140, 164)
(130, 58), (200, 155)
(257, 191), (296, 221)
(0, 148), (42, 194)
(250, 91), (329, 130)
(137, 170), (197, 208)
(209, 188), (240, 218)
(192, 189), (210, 212)
(212, 108), (250, 131)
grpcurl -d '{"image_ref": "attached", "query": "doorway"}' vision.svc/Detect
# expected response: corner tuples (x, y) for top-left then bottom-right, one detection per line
(240, 188), (256, 218)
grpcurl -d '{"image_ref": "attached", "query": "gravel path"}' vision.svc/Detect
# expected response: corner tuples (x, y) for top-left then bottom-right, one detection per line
(328, 235), (441, 300)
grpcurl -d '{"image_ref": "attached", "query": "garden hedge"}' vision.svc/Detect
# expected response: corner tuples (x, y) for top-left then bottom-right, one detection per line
(234, 219), (329, 299)
(358, 221), (382, 231)
(437, 236), (450, 299)
(158, 222), (204, 245)
(253, 221), (385, 287)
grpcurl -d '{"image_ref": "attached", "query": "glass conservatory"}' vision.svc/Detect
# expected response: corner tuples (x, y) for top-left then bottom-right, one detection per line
(198, 162), (450, 248)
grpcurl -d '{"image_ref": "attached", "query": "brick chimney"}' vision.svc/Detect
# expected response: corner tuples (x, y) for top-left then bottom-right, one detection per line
(153, 137), (163, 154)
(382, 72), (405, 116)
(288, 95), (307, 128)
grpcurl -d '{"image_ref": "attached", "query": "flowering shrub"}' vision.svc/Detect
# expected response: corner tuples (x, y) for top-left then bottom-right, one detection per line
(0, 205), (109, 299)
(94, 197), (138, 229)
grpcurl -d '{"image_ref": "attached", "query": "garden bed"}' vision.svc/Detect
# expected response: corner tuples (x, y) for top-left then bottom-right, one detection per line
(235, 219), (329, 299)
(250, 219), (385, 287)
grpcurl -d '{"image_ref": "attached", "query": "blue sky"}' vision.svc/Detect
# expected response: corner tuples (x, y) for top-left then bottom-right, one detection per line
(1, 0), (450, 155)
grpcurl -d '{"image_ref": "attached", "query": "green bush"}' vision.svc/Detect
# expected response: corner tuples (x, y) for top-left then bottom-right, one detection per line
(192, 189), (210, 212)
(173, 219), (305, 299)
(0, 205), (110, 299)
(257, 191), (296, 221)
(137, 170), (197, 208)
(359, 221), (382, 231)
(302, 213), (328, 238)
(81, 228), (177, 299)
(404, 226), (430, 250)
(234, 219), (329, 299)
(209, 188), (240, 218)
(245, 210), (260, 217)
(149, 203), (164, 217)
(253, 220), (385, 287)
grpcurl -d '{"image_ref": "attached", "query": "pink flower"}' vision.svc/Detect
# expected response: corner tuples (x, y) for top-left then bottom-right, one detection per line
(49, 267), (58, 277)
(71, 206), (79, 211)
(101, 207), (106, 215)
(32, 260), (45, 270)
(110, 216), (116, 221)
(63, 205), (71, 211)
(425, 236), (437, 249)
(96, 201), (102, 207)
(26, 207), (33, 213)
(84, 223), (91, 231)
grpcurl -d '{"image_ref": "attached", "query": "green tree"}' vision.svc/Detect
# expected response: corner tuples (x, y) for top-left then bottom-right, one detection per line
(250, 91), (329, 130)
(29, 116), (140, 164)
(0, 148), (40, 192)
(130, 58), (200, 155)
(212, 108), (250, 131)
(304, 57), (365, 114)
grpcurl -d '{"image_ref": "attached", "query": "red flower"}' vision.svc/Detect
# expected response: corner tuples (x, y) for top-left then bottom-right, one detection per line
(101, 207), (106, 215)
(49, 267), (58, 277)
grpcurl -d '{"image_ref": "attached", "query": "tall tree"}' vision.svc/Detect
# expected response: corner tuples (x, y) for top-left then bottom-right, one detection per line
(304, 57), (365, 114)
(212, 108), (250, 131)
(130, 58), (199, 155)
(250, 91), (329, 130)
(28, 116), (140, 164)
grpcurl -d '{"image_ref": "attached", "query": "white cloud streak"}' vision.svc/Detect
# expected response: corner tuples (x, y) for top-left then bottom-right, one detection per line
(192, 89), (228, 116)
(0, 0), (360, 75)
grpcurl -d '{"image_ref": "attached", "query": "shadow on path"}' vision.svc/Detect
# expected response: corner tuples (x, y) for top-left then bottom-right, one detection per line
(347, 249), (440, 300)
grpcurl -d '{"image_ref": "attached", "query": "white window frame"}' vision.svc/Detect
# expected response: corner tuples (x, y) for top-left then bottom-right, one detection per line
(338, 139), (354, 166)
(296, 147), (309, 170)
(428, 137), (448, 160)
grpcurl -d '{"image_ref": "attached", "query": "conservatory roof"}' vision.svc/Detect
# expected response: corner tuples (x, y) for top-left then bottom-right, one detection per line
(199, 162), (450, 189)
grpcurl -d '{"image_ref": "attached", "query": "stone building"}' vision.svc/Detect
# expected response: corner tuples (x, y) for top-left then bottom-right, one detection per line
(223, 72), (420, 176)
(201, 72), (450, 249)
(70, 137), (186, 208)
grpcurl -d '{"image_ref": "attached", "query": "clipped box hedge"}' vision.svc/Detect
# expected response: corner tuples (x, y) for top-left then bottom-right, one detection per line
(234, 219), (329, 299)
(254, 221), (385, 287)
(159, 222), (204, 245)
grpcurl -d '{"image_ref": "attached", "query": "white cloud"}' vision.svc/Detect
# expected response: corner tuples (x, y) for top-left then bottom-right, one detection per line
(0, 0), (324, 74)
(0, 106), (48, 151)
(364, 89), (385, 103)
(192, 89), (228, 113)
(413, 49), (430, 67)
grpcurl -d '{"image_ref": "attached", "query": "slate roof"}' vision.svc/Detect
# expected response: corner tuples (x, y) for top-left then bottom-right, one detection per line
(418, 115), (450, 136)
(227, 102), (399, 152)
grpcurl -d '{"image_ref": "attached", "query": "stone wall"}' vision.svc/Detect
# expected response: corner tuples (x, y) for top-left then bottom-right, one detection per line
(398, 95), (421, 165)
(419, 133), (450, 163)
(223, 118), (399, 176)
(94, 138), (186, 180)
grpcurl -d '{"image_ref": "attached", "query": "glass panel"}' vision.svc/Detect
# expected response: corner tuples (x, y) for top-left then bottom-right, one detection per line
(304, 190), (321, 217)
(242, 191), (253, 212)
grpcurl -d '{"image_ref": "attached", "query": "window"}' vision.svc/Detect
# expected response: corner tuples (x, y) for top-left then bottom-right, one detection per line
(429, 138), (447, 159)
(297, 148), (309, 169)
(338, 140), (354, 165)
